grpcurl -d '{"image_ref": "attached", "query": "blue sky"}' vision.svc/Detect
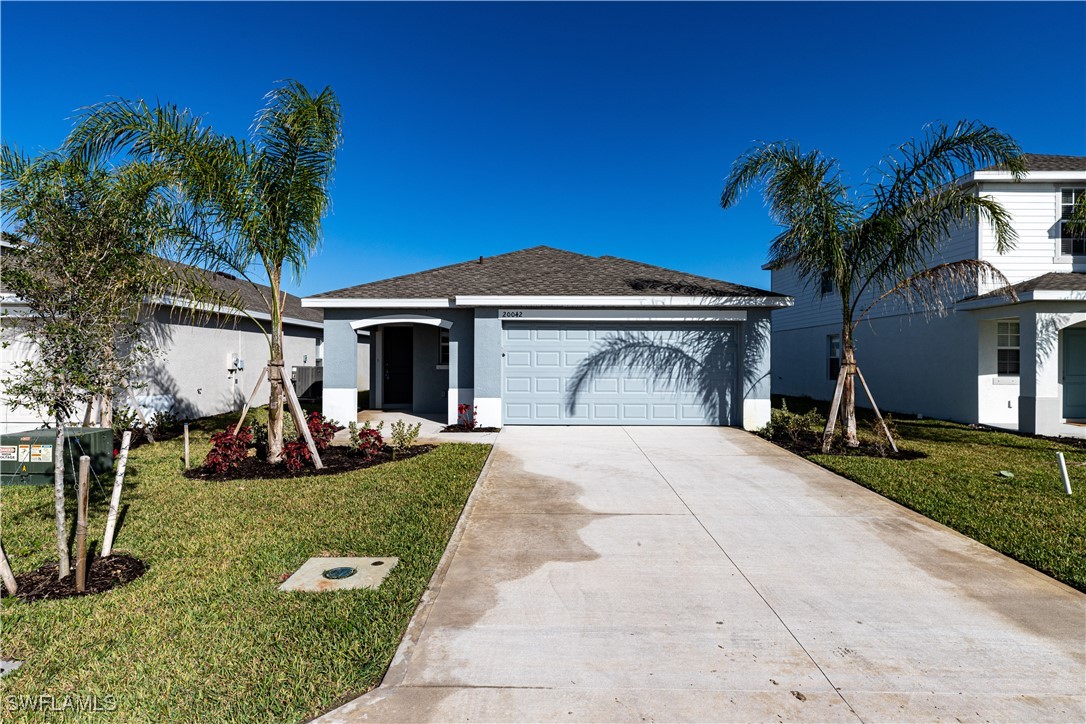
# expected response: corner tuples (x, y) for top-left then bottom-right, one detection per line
(3, 2), (1084, 296)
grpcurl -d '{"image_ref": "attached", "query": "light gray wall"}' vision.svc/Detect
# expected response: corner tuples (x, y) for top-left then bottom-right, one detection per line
(322, 309), (359, 392)
(412, 324), (446, 413)
(771, 311), (980, 423)
(742, 310), (772, 401)
(356, 334), (371, 391)
(0, 307), (322, 433)
(473, 308), (501, 398)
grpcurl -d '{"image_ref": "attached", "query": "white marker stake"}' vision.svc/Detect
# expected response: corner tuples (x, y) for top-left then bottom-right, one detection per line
(102, 431), (132, 557)
(1057, 452), (1073, 496)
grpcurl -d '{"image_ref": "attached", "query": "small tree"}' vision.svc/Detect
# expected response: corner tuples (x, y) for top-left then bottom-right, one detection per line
(1, 148), (219, 577)
(721, 121), (1024, 450)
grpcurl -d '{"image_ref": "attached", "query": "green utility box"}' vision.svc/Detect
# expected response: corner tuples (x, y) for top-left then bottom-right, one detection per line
(0, 427), (114, 487)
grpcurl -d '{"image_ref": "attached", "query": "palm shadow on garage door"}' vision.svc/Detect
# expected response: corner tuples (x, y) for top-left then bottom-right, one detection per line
(565, 327), (739, 425)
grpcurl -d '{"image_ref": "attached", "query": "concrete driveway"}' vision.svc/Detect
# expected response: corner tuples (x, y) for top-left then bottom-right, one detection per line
(320, 426), (1086, 723)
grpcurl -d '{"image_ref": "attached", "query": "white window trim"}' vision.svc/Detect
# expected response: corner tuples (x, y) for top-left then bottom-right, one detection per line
(996, 320), (1021, 378)
(1058, 186), (1086, 258)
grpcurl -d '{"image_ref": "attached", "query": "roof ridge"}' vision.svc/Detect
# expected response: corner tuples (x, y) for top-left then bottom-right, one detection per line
(311, 246), (598, 298)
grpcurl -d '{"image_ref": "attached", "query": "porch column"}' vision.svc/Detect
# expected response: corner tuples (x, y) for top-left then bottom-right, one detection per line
(322, 313), (358, 427)
(1017, 312), (1039, 435)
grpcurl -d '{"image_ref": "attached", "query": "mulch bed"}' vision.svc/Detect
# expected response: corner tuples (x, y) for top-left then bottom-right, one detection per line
(183, 444), (437, 481)
(441, 425), (501, 433)
(5, 555), (147, 603)
(766, 435), (926, 460)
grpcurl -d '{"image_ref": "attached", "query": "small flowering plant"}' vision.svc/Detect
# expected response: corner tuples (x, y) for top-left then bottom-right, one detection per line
(457, 404), (479, 431)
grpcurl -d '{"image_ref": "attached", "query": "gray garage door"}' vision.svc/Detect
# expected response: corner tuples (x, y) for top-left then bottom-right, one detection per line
(502, 322), (738, 425)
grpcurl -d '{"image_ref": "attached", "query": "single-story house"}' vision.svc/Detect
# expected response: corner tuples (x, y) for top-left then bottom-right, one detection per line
(303, 246), (791, 430)
(1, 262), (328, 434)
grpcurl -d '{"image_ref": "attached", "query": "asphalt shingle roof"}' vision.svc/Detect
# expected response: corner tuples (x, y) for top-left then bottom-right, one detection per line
(969, 272), (1086, 301)
(980, 153), (1086, 173)
(166, 261), (323, 324)
(309, 246), (780, 301)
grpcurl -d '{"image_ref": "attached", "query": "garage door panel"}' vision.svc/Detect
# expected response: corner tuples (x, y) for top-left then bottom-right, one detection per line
(505, 377), (531, 393)
(535, 377), (561, 393)
(502, 322), (738, 425)
(506, 351), (532, 367)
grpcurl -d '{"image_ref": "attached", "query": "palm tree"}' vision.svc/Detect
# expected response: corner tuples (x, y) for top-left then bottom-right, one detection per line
(721, 121), (1025, 451)
(68, 81), (343, 462)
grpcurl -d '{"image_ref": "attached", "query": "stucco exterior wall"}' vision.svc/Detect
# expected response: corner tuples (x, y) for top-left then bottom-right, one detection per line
(771, 312), (980, 423)
(0, 308), (321, 434)
(322, 307), (474, 426)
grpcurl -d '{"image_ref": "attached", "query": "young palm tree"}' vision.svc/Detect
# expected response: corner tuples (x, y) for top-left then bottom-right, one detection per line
(68, 81), (343, 462)
(721, 121), (1025, 451)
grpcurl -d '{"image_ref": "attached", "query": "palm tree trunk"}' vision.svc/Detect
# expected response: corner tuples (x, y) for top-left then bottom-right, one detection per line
(266, 273), (286, 463)
(54, 417), (70, 579)
(841, 341), (860, 447)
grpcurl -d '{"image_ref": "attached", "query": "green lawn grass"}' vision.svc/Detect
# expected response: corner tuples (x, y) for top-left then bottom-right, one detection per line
(0, 415), (490, 721)
(776, 396), (1086, 592)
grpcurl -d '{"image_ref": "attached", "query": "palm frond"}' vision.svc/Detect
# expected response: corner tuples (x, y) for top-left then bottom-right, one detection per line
(721, 141), (857, 287)
(857, 259), (1016, 324)
(874, 120), (1024, 215)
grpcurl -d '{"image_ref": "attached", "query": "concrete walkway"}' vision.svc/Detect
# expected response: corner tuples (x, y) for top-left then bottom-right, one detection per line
(320, 427), (1086, 723)
(332, 410), (500, 446)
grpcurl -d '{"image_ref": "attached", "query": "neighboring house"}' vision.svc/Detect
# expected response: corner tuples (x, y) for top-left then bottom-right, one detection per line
(303, 246), (791, 430)
(0, 263), (325, 434)
(770, 153), (1086, 438)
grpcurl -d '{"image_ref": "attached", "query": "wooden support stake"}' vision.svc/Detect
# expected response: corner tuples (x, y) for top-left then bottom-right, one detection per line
(121, 380), (154, 444)
(183, 423), (190, 469)
(821, 364), (848, 453)
(75, 455), (90, 592)
(855, 365), (898, 454)
(281, 367), (323, 469)
(0, 538), (17, 596)
(234, 366), (269, 435)
(101, 431), (131, 557)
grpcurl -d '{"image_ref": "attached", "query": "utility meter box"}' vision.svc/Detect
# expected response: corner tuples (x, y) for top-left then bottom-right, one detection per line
(0, 427), (114, 487)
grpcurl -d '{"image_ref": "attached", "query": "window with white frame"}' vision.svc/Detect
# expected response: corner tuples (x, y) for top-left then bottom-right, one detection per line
(438, 328), (449, 366)
(1060, 188), (1085, 256)
(827, 334), (841, 380)
(997, 320), (1020, 377)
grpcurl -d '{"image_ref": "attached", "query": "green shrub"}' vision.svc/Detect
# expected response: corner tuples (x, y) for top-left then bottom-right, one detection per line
(761, 401), (825, 448)
(389, 419), (421, 455)
(111, 406), (141, 446)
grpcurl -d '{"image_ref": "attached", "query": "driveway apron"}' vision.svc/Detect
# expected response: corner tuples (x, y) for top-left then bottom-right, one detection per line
(320, 426), (1086, 723)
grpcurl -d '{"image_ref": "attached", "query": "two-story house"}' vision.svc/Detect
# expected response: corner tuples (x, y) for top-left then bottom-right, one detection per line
(770, 153), (1086, 438)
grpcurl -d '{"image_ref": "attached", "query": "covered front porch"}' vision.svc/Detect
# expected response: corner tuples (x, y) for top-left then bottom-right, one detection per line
(972, 300), (1086, 438)
(318, 308), (479, 428)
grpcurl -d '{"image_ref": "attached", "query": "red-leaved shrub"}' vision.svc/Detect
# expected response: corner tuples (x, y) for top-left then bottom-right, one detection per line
(354, 427), (383, 459)
(281, 438), (312, 472)
(306, 411), (340, 451)
(205, 426), (253, 474)
(457, 403), (479, 430)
